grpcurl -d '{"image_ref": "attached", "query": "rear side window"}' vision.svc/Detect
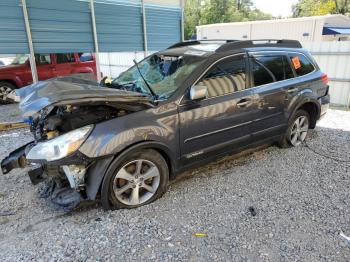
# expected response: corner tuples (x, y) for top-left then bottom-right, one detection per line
(56, 53), (75, 64)
(250, 55), (295, 86)
(289, 54), (315, 76)
(35, 54), (51, 65)
(254, 56), (285, 81)
(251, 59), (274, 86)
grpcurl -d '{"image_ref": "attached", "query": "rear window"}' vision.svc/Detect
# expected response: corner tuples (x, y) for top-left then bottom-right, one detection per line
(289, 54), (315, 76)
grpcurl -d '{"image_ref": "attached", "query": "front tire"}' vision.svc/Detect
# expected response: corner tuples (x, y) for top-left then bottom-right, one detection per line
(0, 81), (15, 104)
(279, 109), (310, 148)
(101, 149), (169, 210)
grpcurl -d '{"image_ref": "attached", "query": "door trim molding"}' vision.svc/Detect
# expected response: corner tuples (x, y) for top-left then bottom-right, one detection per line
(184, 120), (252, 143)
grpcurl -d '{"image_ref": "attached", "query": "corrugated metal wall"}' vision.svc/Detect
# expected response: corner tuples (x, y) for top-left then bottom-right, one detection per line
(146, 5), (181, 50)
(0, 0), (181, 54)
(99, 51), (149, 76)
(304, 41), (350, 107)
(94, 1), (144, 52)
(0, 0), (28, 54)
(27, 0), (94, 53)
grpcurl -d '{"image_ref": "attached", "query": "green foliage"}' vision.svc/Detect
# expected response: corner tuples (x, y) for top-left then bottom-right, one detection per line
(292, 0), (349, 17)
(334, 0), (350, 14)
(184, 0), (272, 40)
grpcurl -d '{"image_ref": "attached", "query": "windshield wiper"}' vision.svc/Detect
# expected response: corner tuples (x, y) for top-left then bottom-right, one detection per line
(132, 59), (157, 99)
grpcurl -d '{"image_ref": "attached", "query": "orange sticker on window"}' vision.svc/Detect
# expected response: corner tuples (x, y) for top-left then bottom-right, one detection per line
(292, 56), (301, 70)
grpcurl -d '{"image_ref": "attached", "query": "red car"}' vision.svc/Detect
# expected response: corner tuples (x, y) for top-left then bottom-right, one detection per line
(0, 53), (97, 103)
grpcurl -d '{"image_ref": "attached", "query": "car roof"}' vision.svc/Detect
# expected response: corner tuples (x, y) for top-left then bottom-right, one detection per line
(160, 39), (304, 58)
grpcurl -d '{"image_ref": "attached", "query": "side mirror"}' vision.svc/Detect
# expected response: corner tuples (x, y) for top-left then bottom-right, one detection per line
(190, 85), (208, 101)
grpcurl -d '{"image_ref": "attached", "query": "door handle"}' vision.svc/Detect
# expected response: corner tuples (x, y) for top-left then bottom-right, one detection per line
(287, 87), (298, 93)
(236, 99), (251, 108)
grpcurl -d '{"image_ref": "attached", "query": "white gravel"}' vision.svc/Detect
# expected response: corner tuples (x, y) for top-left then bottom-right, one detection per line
(0, 106), (349, 261)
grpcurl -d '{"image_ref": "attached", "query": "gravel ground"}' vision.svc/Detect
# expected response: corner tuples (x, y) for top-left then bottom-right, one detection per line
(0, 105), (349, 261)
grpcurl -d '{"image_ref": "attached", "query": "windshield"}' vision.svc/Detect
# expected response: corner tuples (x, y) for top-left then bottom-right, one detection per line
(113, 54), (205, 99)
(11, 54), (29, 65)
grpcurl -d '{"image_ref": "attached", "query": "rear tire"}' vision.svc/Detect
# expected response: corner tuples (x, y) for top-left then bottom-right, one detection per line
(0, 81), (15, 104)
(279, 109), (310, 148)
(101, 149), (169, 210)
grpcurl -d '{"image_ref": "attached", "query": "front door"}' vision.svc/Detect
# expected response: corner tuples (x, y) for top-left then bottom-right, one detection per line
(36, 54), (56, 81)
(178, 54), (259, 165)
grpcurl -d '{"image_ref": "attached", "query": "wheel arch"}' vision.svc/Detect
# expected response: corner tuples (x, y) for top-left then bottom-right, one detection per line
(0, 79), (18, 88)
(85, 140), (176, 201)
(290, 99), (320, 129)
(113, 140), (176, 178)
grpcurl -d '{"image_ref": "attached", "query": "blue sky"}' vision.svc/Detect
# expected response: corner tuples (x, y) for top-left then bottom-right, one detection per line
(253, 0), (298, 17)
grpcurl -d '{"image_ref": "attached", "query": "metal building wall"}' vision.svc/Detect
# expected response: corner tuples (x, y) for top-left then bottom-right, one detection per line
(0, 0), (28, 53)
(304, 41), (350, 108)
(0, 0), (182, 54)
(145, 4), (181, 50)
(94, 1), (144, 52)
(26, 0), (94, 53)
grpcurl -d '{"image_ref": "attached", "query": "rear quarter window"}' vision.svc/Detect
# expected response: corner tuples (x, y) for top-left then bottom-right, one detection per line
(289, 54), (315, 76)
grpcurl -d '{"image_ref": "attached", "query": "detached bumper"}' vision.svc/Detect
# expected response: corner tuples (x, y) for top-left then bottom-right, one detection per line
(1, 142), (33, 174)
(1, 141), (46, 184)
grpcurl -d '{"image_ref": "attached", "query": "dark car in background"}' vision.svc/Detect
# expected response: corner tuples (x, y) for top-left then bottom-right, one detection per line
(0, 53), (97, 103)
(1, 40), (329, 210)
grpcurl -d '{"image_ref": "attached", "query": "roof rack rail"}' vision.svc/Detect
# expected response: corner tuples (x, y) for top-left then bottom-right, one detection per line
(216, 39), (302, 52)
(167, 39), (237, 49)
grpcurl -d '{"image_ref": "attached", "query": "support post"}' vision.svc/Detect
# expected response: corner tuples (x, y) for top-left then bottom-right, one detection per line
(89, 0), (101, 81)
(21, 0), (38, 83)
(180, 0), (185, 41)
(141, 0), (148, 57)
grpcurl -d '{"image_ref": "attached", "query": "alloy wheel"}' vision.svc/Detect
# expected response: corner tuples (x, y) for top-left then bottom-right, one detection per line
(112, 159), (160, 206)
(0, 85), (12, 101)
(289, 116), (309, 146)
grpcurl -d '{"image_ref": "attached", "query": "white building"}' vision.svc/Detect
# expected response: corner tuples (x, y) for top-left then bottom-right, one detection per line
(196, 15), (350, 44)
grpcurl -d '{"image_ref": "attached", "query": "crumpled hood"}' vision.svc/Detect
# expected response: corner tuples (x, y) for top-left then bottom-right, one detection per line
(16, 76), (151, 117)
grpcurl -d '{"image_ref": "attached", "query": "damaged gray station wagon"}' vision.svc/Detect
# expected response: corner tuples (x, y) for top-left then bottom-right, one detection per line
(1, 40), (330, 210)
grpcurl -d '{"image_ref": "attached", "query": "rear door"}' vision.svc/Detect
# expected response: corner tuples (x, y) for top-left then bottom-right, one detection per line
(54, 53), (76, 77)
(248, 52), (295, 140)
(178, 54), (259, 165)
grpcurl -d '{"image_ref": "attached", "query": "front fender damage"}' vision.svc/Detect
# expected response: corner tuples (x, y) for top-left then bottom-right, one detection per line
(1, 78), (154, 210)
(1, 141), (114, 209)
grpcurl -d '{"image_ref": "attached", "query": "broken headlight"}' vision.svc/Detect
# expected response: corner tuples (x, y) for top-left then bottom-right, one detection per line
(26, 125), (93, 161)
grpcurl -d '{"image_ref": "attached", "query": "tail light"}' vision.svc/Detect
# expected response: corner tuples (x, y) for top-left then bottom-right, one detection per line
(321, 73), (329, 85)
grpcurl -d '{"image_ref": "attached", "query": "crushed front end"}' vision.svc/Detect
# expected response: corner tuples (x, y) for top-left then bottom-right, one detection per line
(1, 78), (153, 209)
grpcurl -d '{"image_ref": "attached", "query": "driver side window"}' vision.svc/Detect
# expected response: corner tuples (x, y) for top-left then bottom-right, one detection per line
(197, 55), (247, 98)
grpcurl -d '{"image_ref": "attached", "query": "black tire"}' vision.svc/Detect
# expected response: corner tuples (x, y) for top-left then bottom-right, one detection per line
(0, 81), (15, 104)
(278, 109), (310, 148)
(101, 149), (169, 210)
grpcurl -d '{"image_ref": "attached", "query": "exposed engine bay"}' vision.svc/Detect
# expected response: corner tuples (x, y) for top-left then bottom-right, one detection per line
(31, 104), (130, 141)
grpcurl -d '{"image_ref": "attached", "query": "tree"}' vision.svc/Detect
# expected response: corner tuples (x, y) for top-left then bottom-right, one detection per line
(334, 0), (350, 14)
(292, 0), (349, 17)
(184, 0), (272, 40)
